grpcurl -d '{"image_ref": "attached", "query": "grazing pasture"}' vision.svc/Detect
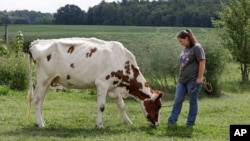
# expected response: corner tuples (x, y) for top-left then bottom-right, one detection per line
(0, 89), (250, 141)
(0, 25), (249, 140)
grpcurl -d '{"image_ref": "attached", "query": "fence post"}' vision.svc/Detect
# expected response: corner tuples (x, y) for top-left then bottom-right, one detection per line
(4, 24), (8, 44)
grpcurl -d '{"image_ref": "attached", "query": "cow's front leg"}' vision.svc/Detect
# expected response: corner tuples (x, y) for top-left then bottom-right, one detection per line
(96, 85), (108, 128)
(115, 95), (133, 125)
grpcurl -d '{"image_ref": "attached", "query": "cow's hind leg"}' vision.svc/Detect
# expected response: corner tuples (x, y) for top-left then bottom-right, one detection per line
(33, 81), (50, 128)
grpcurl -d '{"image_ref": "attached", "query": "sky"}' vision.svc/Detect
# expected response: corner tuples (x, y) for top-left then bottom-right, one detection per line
(0, 0), (120, 13)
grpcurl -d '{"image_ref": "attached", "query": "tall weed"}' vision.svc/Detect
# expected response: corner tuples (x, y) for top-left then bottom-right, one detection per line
(0, 31), (28, 91)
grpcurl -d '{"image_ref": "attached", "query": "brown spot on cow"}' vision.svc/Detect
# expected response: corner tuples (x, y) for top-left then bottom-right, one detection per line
(67, 46), (74, 54)
(131, 65), (140, 78)
(86, 47), (97, 58)
(126, 64), (151, 100)
(67, 75), (71, 80)
(125, 61), (130, 74)
(106, 75), (110, 80)
(47, 54), (51, 61)
(111, 70), (129, 83)
(113, 81), (119, 85)
(100, 106), (105, 112)
(145, 82), (150, 88)
(70, 63), (75, 68)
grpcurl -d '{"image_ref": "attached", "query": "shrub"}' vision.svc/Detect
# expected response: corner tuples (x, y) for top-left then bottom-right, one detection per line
(0, 57), (28, 91)
(0, 39), (9, 57)
(0, 31), (29, 91)
(200, 30), (231, 96)
(0, 85), (9, 96)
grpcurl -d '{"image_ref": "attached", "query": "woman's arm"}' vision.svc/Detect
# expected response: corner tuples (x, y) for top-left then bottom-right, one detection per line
(196, 59), (206, 84)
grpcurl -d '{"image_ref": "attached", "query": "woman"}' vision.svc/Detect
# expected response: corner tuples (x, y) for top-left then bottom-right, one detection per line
(167, 29), (206, 127)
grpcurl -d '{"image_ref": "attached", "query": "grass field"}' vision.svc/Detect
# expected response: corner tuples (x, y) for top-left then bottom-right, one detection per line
(5, 25), (213, 44)
(0, 89), (249, 141)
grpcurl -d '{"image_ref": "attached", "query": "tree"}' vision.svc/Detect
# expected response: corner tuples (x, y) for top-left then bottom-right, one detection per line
(0, 11), (10, 24)
(54, 4), (86, 25)
(213, 0), (250, 82)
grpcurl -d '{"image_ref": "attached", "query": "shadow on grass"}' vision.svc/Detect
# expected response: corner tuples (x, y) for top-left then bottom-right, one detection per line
(164, 125), (193, 138)
(1, 124), (156, 138)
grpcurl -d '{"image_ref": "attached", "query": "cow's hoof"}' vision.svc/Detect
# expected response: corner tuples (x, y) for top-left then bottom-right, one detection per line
(150, 124), (158, 128)
(124, 119), (133, 125)
(36, 123), (45, 128)
(96, 124), (104, 129)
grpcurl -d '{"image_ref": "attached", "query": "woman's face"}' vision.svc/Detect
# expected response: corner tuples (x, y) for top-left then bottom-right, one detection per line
(177, 37), (189, 47)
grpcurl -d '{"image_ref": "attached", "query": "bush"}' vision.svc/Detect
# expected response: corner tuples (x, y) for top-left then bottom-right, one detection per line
(0, 39), (9, 57)
(0, 31), (29, 91)
(0, 57), (28, 91)
(0, 85), (9, 96)
(200, 30), (231, 96)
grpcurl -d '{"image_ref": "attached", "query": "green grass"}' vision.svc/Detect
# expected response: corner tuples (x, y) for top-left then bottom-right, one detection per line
(0, 89), (249, 141)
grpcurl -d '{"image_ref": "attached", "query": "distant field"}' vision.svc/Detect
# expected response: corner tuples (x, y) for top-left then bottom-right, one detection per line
(5, 25), (213, 40)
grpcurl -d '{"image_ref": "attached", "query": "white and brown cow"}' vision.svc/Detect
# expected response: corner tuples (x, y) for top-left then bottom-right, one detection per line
(27, 37), (163, 128)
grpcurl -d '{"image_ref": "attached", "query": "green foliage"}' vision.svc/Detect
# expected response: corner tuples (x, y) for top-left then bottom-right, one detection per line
(0, 10), (53, 24)
(0, 31), (28, 91)
(87, 0), (229, 27)
(199, 30), (231, 96)
(0, 39), (9, 57)
(0, 57), (28, 91)
(54, 4), (86, 25)
(13, 31), (24, 57)
(213, 0), (250, 82)
(1, 0), (230, 27)
(0, 85), (9, 96)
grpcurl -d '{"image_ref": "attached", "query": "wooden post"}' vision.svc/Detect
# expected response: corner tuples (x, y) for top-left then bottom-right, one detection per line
(4, 24), (8, 44)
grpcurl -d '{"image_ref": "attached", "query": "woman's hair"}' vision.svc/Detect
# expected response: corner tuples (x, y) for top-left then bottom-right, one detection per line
(176, 29), (197, 47)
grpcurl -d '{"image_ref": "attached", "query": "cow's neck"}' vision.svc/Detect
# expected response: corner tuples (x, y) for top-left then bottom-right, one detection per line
(127, 68), (152, 101)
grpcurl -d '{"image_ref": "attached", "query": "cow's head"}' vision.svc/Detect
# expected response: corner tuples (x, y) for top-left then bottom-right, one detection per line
(106, 61), (164, 126)
(141, 89), (163, 126)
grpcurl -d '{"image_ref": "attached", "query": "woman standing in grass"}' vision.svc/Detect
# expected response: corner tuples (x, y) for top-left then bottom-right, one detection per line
(167, 29), (206, 127)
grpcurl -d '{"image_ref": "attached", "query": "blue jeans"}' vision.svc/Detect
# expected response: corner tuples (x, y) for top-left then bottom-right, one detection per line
(168, 81), (202, 126)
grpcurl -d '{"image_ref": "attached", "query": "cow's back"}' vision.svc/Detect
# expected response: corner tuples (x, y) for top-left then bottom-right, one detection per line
(29, 38), (138, 89)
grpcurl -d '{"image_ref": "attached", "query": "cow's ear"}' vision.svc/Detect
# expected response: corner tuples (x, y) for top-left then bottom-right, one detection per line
(152, 91), (163, 101)
(156, 92), (163, 101)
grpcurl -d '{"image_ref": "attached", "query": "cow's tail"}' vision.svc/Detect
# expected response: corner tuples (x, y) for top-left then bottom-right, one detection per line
(27, 51), (33, 119)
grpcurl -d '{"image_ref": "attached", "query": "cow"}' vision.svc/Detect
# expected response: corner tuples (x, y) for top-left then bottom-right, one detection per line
(27, 37), (163, 128)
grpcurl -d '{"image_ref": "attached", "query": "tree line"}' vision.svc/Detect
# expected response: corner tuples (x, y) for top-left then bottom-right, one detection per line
(0, 0), (229, 27)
